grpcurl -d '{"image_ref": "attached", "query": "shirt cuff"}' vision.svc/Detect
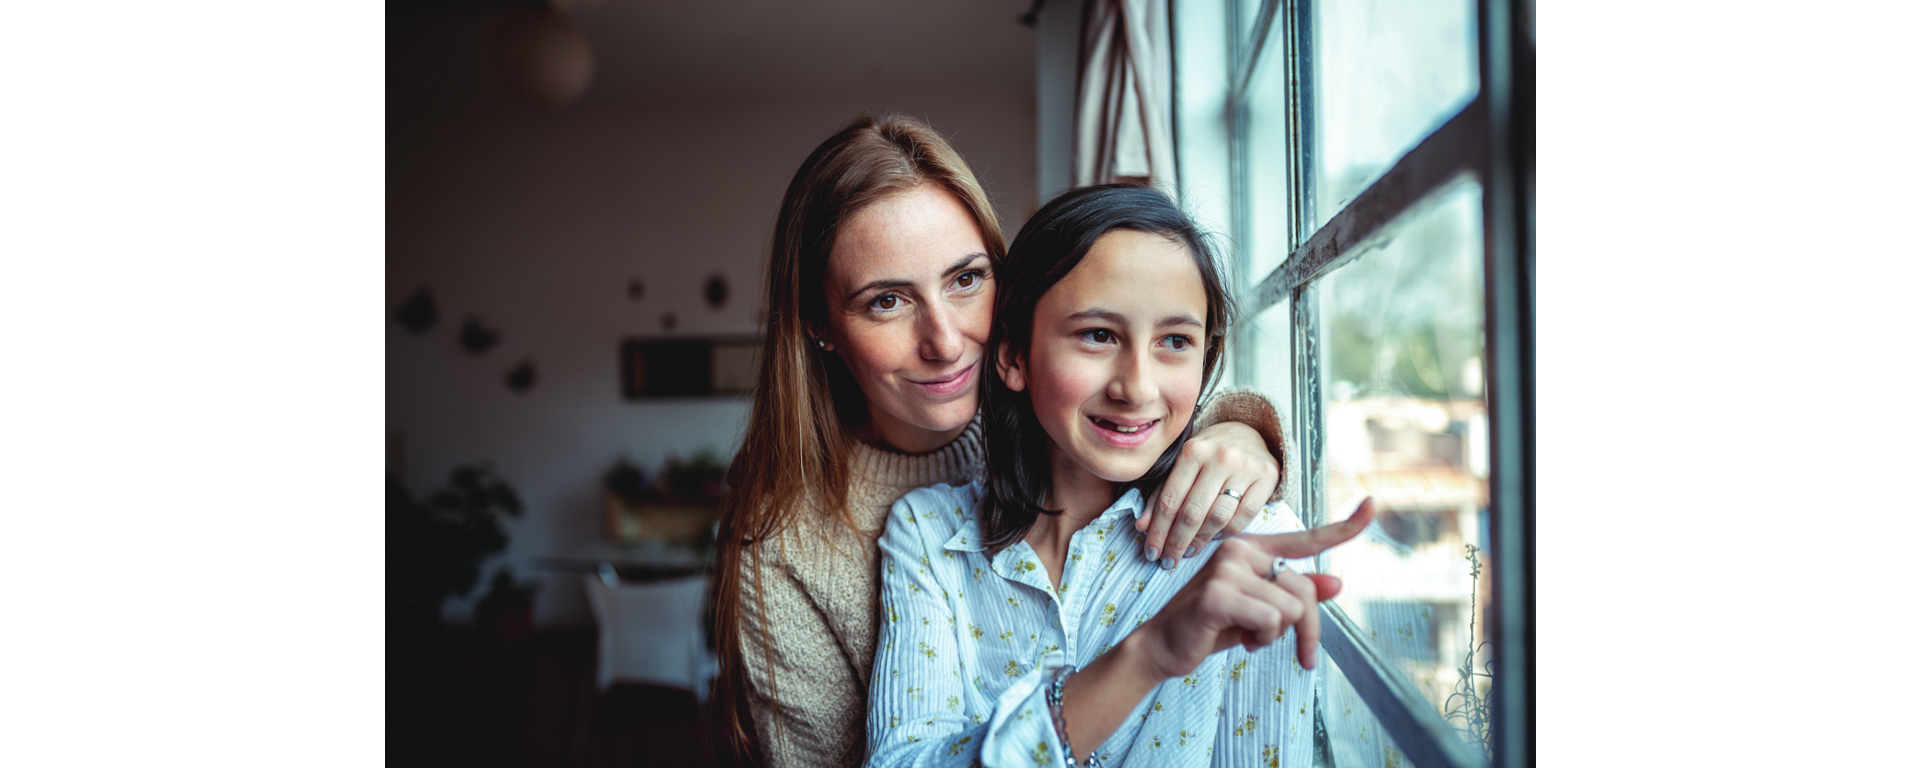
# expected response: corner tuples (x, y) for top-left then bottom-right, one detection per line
(981, 650), (1071, 768)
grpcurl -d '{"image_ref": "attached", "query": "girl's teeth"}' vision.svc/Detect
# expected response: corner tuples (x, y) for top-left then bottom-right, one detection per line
(1115, 424), (1139, 433)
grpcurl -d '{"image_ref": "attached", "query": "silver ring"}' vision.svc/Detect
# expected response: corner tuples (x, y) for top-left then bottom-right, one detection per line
(1220, 488), (1243, 501)
(1267, 556), (1288, 581)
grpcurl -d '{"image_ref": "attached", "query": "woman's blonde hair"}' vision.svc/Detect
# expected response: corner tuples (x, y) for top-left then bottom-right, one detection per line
(712, 114), (1006, 761)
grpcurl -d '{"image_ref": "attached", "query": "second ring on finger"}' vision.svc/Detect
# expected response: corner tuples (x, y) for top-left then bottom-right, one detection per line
(1236, 567), (1306, 644)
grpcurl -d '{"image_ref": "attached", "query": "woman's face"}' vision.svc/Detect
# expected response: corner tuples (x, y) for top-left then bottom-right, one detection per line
(1000, 229), (1209, 487)
(820, 184), (994, 454)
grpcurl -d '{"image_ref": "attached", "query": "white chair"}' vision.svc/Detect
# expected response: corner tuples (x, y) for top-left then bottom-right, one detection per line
(580, 568), (716, 701)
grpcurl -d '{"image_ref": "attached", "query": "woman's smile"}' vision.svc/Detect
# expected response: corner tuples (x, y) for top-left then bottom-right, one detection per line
(907, 361), (977, 397)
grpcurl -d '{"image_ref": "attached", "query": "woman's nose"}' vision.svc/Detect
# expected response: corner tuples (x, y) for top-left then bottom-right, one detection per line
(917, 303), (964, 363)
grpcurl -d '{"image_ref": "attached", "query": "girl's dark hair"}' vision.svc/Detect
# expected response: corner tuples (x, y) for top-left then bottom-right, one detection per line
(978, 183), (1234, 554)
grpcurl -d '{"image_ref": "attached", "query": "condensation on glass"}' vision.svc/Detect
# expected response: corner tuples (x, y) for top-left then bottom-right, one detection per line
(1312, 176), (1490, 761)
(1311, 0), (1478, 232)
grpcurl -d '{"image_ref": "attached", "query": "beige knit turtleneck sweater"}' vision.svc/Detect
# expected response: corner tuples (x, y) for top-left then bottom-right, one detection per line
(735, 391), (1284, 768)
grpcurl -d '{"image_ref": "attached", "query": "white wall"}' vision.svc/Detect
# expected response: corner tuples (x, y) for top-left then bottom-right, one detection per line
(389, 31), (1035, 628)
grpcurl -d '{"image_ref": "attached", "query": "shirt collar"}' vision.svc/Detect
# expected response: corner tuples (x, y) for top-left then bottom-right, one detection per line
(943, 511), (985, 552)
(941, 487), (1146, 552)
(1111, 487), (1147, 522)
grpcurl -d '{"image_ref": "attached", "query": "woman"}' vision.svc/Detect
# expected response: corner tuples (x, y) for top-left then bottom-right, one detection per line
(713, 116), (1287, 768)
(867, 183), (1374, 767)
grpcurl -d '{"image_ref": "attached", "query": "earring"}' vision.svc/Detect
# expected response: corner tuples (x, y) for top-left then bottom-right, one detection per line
(813, 338), (827, 349)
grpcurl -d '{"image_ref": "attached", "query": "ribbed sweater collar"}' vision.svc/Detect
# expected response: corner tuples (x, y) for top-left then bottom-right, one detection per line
(849, 413), (987, 495)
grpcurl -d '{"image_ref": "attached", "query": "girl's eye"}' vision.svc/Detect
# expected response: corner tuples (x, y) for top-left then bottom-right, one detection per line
(1163, 334), (1194, 350)
(1080, 329), (1114, 345)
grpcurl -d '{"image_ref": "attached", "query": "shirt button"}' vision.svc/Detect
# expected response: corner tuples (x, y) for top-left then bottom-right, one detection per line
(1049, 613), (1062, 629)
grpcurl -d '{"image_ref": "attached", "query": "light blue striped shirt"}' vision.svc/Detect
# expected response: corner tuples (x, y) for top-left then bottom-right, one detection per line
(867, 481), (1319, 768)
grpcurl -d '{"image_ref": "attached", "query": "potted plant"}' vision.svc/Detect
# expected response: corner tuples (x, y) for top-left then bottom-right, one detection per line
(601, 450), (730, 545)
(475, 567), (541, 649)
(389, 463), (532, 642)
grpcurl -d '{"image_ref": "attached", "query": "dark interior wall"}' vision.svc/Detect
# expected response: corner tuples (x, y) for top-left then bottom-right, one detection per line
(388, 4), (1037, 627)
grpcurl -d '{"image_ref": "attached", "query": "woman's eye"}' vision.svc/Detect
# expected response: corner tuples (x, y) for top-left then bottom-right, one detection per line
(871, 294), (901, 311)
(954, 269), (986, 291)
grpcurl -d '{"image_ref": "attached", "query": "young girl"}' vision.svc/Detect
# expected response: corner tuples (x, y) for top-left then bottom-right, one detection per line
(866, 184), (1375, 767)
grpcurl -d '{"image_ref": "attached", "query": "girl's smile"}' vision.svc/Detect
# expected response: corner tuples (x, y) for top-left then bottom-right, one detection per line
(1086, 415), (1158, 446)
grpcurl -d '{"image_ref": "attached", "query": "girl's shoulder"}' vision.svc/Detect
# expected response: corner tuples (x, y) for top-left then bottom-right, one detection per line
(1240, 499), (1308, 537)
(884, 480), (985, 542)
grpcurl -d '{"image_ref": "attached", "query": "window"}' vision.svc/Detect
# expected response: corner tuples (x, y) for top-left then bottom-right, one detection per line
(1174, 1), (1533, 766)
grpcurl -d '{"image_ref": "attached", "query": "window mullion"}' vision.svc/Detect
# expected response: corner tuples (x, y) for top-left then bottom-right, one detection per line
(1227, 0), (1254, 390)
(1290, 282), (1324, 536)
(1284, 0), (1314, 253)
(1280, 0), (1319, 534)
(1477, 0), (1535, 766)
(1253, 95), (1487, 312)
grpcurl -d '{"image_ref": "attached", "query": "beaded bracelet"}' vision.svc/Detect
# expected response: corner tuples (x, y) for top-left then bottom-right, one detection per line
(1045, 665), (1078, 767)
(1045, 666), (1106, 767)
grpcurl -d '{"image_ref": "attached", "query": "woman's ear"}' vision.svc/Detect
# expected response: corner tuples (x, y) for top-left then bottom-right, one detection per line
(994, 340), (1027, 392)
(806, 324), (834, 352)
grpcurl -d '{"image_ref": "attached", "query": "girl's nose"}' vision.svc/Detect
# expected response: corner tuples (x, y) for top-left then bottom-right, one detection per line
(1106, 347), (1156, 405)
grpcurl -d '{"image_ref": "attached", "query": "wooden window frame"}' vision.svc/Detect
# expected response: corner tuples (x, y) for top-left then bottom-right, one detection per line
(1210, 0), (1534, 766)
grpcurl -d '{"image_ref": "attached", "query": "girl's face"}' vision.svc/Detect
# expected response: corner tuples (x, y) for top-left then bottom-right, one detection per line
(821, 184), (995, 454)
(1000, 229), (1209, 488)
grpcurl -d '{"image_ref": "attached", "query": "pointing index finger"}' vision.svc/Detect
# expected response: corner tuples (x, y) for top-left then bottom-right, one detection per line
(1247, 496), (1376, 560)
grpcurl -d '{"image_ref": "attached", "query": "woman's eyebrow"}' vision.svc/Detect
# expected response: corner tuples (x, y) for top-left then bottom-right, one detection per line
(845, 254), (988, 302)
(941, 253), (988, 277)
(846, 278), (911, 302)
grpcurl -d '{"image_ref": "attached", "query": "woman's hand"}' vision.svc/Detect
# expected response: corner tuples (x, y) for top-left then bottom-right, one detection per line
(1139, 421), (1280, 568)
(1129, 498), (1374, 676)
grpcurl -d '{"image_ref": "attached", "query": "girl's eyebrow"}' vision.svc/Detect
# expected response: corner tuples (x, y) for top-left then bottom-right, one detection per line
(844, 253), (988, 302)
(1065, 308), (1204, 328)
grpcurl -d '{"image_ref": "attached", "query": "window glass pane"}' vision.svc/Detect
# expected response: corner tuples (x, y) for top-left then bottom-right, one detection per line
(1241, 295), (1297, 512)
(1242, 33), (1292, 284)
(1311, 0), (1477, 231)
(1317, 656), (1422, 768)
(1315, 177), (1490, 761)
(1236, 0), (1269, 55)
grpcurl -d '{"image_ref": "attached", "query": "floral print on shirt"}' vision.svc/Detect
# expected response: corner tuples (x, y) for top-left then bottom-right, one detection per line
(866, 482), (1320, 768)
